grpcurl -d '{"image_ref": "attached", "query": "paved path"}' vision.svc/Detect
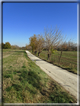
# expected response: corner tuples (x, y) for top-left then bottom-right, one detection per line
(26, 50), (78, 100)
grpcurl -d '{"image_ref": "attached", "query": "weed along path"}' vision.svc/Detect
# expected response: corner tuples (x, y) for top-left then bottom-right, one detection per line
(26, 50), (77, 100)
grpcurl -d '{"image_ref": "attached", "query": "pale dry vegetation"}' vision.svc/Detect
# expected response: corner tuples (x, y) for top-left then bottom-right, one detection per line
(3, 49), (76, 103)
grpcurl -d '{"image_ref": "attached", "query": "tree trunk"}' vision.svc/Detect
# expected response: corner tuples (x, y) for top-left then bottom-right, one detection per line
(34, 51), (37, 55)
(58, 50), (62, 65)
(38, 52), (40, 56)
(48, 53), (50, 60)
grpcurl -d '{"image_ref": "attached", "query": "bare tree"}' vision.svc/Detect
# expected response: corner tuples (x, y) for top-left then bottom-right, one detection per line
(44, 26), (62, 60)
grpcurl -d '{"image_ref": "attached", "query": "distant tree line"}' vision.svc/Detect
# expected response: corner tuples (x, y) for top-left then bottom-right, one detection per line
(2, 42), (30, 50)
(56, 41), (77, 51)
(2, 42), (11, 49)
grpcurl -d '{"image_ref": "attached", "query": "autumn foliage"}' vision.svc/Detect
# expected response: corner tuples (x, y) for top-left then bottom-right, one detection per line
(29, 34), (44, 56)
(29, 26), (77, 63)
(2, 42), (11, 49)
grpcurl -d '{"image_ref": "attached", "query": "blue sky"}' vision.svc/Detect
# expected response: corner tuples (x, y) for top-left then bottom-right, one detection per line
(3, 3), (77, 47)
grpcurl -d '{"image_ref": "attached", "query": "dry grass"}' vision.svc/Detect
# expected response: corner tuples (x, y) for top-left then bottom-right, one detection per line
(16, 57), (28, 67)
(3, 49), (77, 103)
(3, 54), (11, 58)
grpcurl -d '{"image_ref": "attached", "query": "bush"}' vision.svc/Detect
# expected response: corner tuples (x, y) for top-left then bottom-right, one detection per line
(3, 42), (11, 49)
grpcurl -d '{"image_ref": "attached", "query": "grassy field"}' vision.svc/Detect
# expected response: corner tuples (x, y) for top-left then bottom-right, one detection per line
(3, 49), (76, 103)
(32, 50), (77, 74)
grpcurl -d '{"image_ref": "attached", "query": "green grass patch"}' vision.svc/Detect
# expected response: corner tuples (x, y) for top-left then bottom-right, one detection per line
(31, 50), (77, 74)
(6, 86), (12, 92)
(22, 65), (26, 68)
(3, 49), (77, 103)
